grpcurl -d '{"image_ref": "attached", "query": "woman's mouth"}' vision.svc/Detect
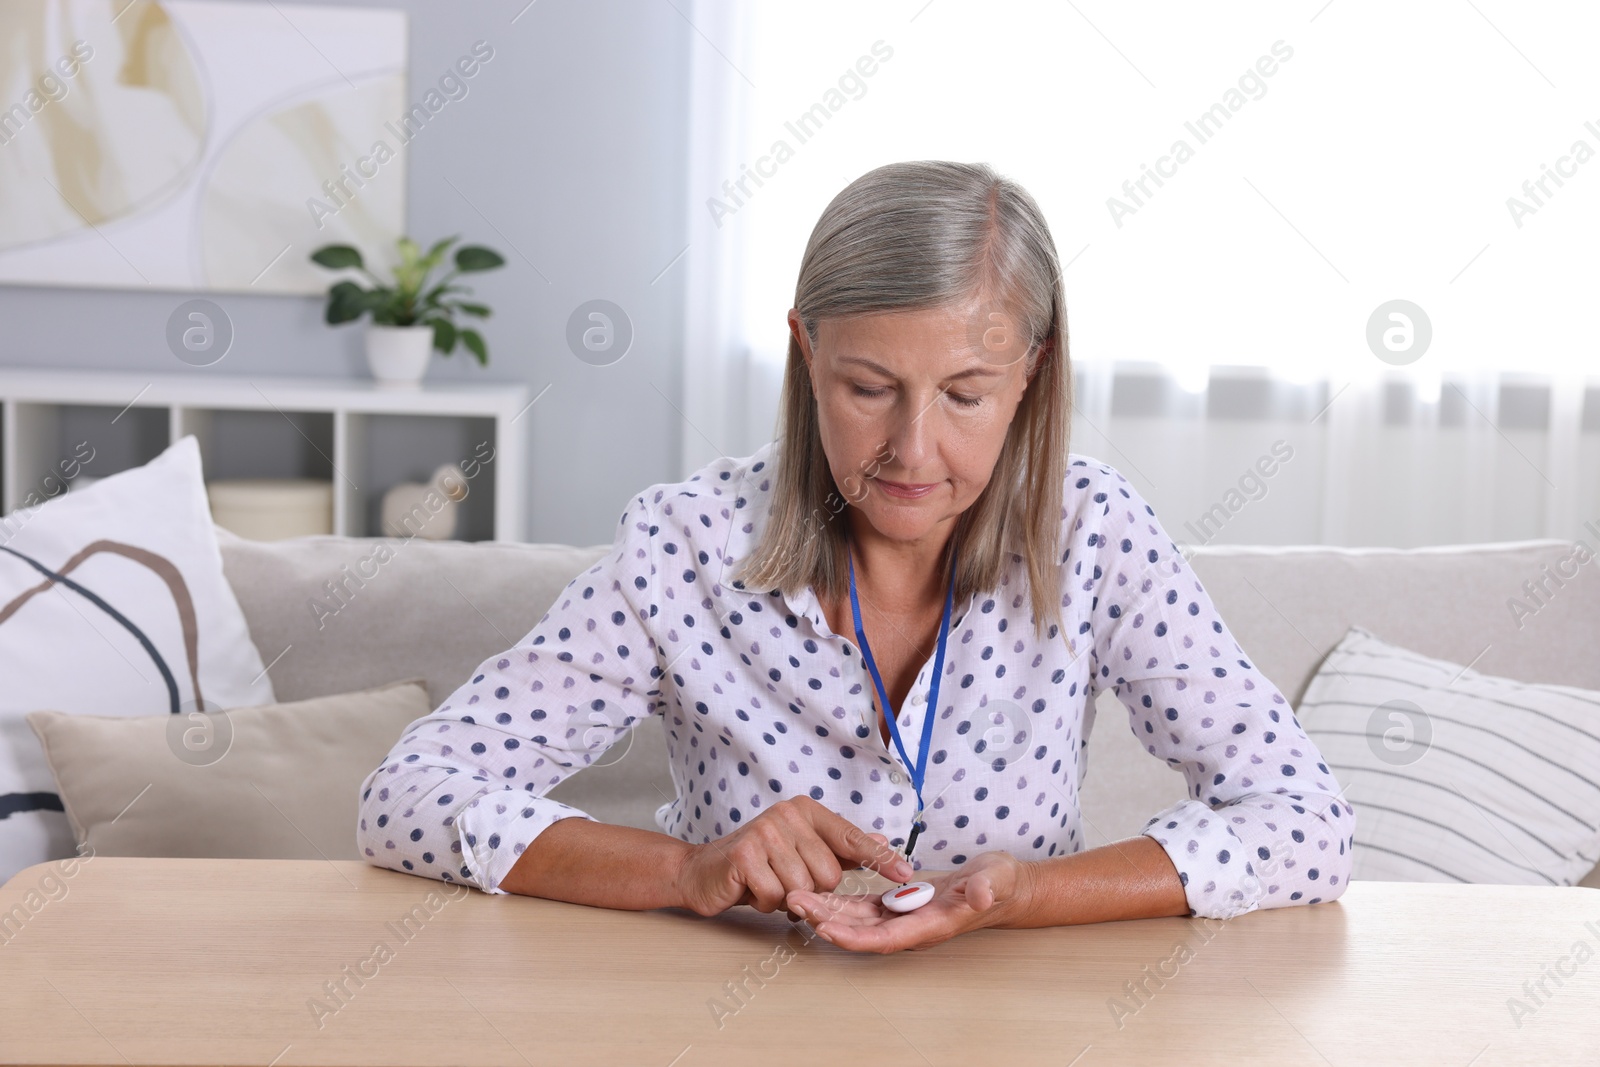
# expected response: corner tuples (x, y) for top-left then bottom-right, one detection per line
(873, 478), (939, 499)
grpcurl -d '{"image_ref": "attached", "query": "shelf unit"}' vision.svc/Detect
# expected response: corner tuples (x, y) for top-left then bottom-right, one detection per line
(0, 369), (529, 542)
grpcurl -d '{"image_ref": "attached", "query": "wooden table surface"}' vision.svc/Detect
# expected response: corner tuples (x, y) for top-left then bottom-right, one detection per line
(0, 857), (1596, 1066)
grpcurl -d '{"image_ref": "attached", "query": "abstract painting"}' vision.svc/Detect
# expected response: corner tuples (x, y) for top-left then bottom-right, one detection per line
(0, 0), (406, 294)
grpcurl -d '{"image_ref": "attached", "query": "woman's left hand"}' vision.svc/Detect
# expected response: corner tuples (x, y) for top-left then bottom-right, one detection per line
(783, 851), (1036, 953)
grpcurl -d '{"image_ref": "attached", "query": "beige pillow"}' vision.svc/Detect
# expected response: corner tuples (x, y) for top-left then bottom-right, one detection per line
(1299, 626), (1600, 887)
(26, 678), (431, 862)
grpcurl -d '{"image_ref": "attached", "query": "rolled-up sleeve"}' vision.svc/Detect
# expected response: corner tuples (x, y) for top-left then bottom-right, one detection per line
(357, 493), (665, 894)
(1082, 467), (1356, 919)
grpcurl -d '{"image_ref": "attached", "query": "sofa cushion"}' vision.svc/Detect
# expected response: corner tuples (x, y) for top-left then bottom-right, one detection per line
(1184, 538), (1600, 701)
(214, 527), (676, 830)
(215, 525), (608, 706)
(1077, 538), (1600, 888)
(27, 677), (430, 861)
(0, 436), (278, 885)
(1299, 625), (1600, 885)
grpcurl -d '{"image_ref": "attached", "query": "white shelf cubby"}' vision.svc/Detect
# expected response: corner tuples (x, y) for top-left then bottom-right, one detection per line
(0, 369), (529, 542)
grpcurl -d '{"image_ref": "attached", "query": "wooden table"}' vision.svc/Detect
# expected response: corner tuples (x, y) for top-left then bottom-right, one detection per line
(1, 857), (1596, 1066)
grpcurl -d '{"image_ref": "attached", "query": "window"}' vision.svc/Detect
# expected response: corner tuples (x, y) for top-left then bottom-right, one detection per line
(731, 1), (1597, 383)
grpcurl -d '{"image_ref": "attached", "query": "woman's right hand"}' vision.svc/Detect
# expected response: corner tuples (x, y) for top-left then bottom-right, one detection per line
(672, 795), (915, 917)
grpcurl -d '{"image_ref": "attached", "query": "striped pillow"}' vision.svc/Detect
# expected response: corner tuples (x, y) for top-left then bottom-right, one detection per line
(1299, 625), (1600, 886)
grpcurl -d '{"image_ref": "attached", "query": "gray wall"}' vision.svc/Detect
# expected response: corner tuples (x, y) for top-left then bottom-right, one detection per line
(0, 0), (691, 547)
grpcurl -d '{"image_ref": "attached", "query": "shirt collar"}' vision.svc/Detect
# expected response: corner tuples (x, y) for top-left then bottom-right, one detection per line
(720, 440), (975, 639)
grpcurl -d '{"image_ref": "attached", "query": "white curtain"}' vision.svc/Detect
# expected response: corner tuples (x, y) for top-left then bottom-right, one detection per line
(679, 1), (1599, 547)
(1316, 367), (1594, 546)
(678, 0), (765, 474)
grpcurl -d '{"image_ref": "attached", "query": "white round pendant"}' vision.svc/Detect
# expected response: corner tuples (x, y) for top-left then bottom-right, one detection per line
(881, 881), (935, 913)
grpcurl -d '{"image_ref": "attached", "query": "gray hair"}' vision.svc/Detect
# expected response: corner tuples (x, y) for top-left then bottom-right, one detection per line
(736, 160), (1071, 637)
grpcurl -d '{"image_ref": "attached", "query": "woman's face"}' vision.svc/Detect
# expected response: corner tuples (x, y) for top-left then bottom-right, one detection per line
(790, 296), (1035, 549)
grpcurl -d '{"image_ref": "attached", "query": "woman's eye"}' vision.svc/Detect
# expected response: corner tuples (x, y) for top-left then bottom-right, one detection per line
(849, 384), (979, 406)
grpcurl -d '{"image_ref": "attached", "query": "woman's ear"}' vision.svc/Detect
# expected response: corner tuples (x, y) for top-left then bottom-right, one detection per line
(788, 309), (812, 372)
(1024, 337), (1050, 387)
(790, 309), (823, 398)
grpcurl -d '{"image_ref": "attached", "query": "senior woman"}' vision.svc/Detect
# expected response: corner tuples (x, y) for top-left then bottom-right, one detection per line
(358, 160), (1355, 954)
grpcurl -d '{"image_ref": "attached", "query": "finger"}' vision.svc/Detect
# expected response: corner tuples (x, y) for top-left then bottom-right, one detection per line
(726, 863), (759, 910)
(735, 853), (790, 913)
(967, 871), (996, 912)
(787, 891), (885, 924)
(792, 834), (845, 891)
(762, 836), (821, 900)
(810, 805), (909, 875)
(809, 807), (914, 881)
(836, 832), (907, 882)
(817, 909), (945, 953)
(792, 886), (881, 910)
(808, 908), (891, 933)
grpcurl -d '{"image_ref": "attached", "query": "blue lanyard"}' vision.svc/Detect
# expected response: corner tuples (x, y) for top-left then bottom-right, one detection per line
(847, 540), (957, 859)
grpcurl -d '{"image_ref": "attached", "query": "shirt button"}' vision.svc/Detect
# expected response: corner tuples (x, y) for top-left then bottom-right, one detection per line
(911, 692), (925, 705)
(889, 771), (903, 784)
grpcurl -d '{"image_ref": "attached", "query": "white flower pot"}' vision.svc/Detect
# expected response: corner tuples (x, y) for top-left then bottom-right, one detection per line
(364, 324), (435, 387)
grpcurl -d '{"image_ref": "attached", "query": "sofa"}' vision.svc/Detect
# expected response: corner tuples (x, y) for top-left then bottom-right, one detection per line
(214, 525), (1600, 889)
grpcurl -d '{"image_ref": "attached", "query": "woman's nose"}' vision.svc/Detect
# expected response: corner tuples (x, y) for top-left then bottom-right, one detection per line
(885, 392), (936, 471)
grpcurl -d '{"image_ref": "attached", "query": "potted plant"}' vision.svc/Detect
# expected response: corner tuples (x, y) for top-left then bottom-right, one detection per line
(309, 236), (506, 387)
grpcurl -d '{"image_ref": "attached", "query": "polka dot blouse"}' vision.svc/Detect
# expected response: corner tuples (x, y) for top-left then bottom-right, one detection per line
(358, 442), (1356, 920)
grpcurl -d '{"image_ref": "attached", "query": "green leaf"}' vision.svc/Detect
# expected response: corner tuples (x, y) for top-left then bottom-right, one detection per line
(326, 301), (365, 325)
(454, 246), (505, 272)
(419, 278), (465, 310)
(325, 280), (369, 324)
(422, 235), (458, 272)
(451, 301), (492, 318)
(367, 288), (403, 325)
(460, 327), (488, 366)
(310, 245), (364, 270)
(429, 317), (458, 354)
(397, 237), (421, 267)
